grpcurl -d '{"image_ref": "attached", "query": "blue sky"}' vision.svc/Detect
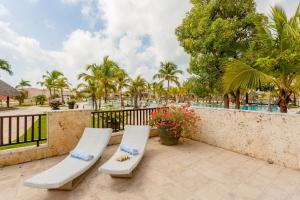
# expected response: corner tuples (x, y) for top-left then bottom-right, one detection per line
(0, 0), (299, 88)
(0, 0), (103, 50)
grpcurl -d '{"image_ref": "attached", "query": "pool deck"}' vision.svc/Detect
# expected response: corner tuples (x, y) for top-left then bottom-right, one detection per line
(1, 138), (300, 200)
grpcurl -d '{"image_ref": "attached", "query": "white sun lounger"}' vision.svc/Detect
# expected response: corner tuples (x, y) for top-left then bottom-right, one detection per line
(99, 125), (150, 178)
(24, 128), (112, 190)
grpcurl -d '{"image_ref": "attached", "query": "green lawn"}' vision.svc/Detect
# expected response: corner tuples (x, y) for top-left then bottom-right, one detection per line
(0, 115), (47, 150)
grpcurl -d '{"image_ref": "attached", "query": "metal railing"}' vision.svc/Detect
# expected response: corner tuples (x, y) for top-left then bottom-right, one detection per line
(0, 114), (47, 148)
(91, 107), (162, 132)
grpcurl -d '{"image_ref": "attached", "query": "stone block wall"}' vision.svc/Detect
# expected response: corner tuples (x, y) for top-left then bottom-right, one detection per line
(0, 110), (91, 167)
(192, 108), (300, 170)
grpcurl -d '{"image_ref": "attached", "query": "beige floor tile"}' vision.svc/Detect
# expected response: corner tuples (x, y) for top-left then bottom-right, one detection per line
(1, 138), (300, 200)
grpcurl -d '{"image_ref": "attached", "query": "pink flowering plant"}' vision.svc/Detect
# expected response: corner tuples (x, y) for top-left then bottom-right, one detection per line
(49, 99), (62, 109)
(150, 105), (201, 138)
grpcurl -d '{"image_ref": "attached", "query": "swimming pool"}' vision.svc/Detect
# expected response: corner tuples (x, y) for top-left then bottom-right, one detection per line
(193, 103), (279, 112)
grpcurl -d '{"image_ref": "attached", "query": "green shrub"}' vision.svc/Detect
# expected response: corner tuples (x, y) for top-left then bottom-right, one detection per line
(34, 95), (47, 105)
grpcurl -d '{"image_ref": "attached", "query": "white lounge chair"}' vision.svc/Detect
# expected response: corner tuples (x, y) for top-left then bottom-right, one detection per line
(99, 125), (150, 178)
(24, 128), (112, 190)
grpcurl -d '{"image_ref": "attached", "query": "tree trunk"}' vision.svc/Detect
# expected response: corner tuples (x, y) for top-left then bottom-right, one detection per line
(279, 99), (288, 113)
(134, 92), (138, 108)
(104, 86), (107, 103)
(278, 89), (289, 113)
(61, 88), (64, 103)
(167, 80), (170, 102)
(6, 96), (9, 108)
(120, 91), (123, 108)
(224, 94), (229, 108)
(245, 92), (249, 104)
(293, 93), (297, 106)
(267, 93), (272, 112)
(98, 98), (102, 110)
(104, 92), (107, 103)
(235, 88), (240, 109)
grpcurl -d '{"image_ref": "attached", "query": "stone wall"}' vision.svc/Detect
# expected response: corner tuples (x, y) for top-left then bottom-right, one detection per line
(0, 110), (158, 167)
(192, 108), (300, 170)
(0, 110), (91, 167)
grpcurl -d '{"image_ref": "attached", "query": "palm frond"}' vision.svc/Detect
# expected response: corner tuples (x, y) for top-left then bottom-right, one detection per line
(223, 60), (274, 93)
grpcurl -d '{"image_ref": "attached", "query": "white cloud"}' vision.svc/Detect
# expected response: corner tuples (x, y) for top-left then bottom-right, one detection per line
(0, 0), (191, 87)
(2, 0), (298, 88)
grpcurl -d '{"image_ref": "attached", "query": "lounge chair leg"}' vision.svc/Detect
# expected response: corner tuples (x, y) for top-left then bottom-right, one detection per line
(110, 172), (133, 178)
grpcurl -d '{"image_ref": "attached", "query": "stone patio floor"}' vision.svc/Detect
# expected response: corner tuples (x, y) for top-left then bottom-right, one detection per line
(1, 138), (300, 200)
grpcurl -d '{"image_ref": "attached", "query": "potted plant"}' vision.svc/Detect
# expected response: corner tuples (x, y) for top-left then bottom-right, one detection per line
(150, 105), (201, 145)
(49, 99), (62, 110)
(67, 99), (76, 109)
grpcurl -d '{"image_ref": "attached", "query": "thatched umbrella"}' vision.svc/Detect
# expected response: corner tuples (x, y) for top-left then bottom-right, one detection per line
(0, 80), (20, 107)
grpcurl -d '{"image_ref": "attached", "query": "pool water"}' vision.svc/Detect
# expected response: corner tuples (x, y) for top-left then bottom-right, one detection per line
(193, 103), (279, 112)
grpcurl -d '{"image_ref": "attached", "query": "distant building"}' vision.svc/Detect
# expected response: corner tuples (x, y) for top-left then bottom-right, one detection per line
(24, 88), (75, 100)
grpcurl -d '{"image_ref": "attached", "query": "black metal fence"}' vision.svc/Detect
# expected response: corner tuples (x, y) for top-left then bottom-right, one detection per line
(0, 114), (47, 148)
(91, 108), (161, 132)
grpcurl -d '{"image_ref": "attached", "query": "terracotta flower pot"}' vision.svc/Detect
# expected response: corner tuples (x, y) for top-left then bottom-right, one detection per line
(157, 127), (180, 146)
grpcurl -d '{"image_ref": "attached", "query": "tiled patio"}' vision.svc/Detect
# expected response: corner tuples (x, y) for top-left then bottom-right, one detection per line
(1, 138), (300, 200)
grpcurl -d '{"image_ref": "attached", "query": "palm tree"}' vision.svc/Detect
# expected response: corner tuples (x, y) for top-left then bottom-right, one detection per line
(116, 69), (130, 107)
(153, 82), (166, 104)
(223, 5), (300, 113)
(77, 81), (100, 110)
(78, 56), (120, 104)
(16, 79), (31, 89)
(129, 76), (146, 108)
(153, 62), (183, 101)
(56, 77), (70, 103)
(98, 56), (120, 103)
(39, 70), (64, 97)
(0, 59), (13, 75)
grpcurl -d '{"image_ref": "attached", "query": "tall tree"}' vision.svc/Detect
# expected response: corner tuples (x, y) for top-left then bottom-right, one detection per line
(56, 77), (70, 103)
(153, 61), (183, 101)
(98, 56), (120, 103)
(79, 56), (120, 104)
(77, 81), (99, 110)
(176, 0), (260, 108)
(129, 76), (146, 108)
(38, 70), (64, 97)
(223, 5), (300, 113)
(16, 79), (31, 89)
(116, 69), (130, 107)
(0, 59), (13, 76)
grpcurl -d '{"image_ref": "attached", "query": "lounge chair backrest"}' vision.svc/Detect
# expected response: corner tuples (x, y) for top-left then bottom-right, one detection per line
(75, 128), (112, 157)
(121, 125), (150, 151)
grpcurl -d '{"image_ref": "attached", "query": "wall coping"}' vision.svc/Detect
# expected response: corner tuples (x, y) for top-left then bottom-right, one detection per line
(0, 143), (48, 155)
(46, 109), (92, 114)
(193, 106), (300, 117)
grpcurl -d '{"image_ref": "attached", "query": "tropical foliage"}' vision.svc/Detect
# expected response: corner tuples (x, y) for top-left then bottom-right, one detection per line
(16, 79), (31, 89)
(34, 95), (47, 105)
(223, 5), (300, 113)
(176, 0), (261, 108)
(129, 75), (146, 108)
(153, 61), (183, 100)
(37, 70), (69, 101)
(0, 59), (13, 75)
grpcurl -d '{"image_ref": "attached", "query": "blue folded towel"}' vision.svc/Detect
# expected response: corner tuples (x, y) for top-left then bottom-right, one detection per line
(120, 145), (139, 156)
(70, 150), (94, 161)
